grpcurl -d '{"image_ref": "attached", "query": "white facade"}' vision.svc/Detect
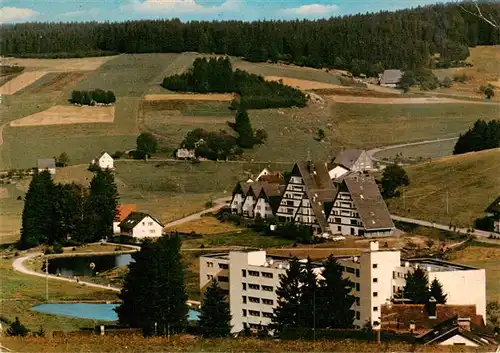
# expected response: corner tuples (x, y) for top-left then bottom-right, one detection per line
(439, 334), (478, 347)
(93, 152), (114, 170)
(242, 192), (257, 218)
(255, 168), (272, 181)
(38, 167), (56, 175)
(349, 151), (373, 172)
(113, 222), (121, 234)
(276, 175), (312, 223)
(254, 197), (274, 219)
(200, 242), (487, 333)
(328, 190), (364, 236)
(122, 216), (163, 239)
(231, 193), (245, 214)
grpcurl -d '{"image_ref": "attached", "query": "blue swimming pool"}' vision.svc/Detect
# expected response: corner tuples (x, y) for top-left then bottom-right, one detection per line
(32, 303), (200, 322)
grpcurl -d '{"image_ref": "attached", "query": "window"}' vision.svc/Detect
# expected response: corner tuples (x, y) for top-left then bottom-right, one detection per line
(345, 267), (355, 274)
(262, 272), (273, 278)
(355, 283), (360, 291)
(248, 270), (260, 277)
(249, 310), (260, 317)
(373, 306), (378, 312)
(262, 312), (273, 318)
(355, 297), (360, 306)
(148, 222), (153, 226)
(372, 264), (378, 269)
(242, 296), (247, 304)
(373, 278), (378, 283)
(335, 217), (341, 223)
(355, 269), (360, 277)
(207, 274), (214, 280)
(218, 276), (229, 282)
(262, 299), (273, 305)
(356, 311), (360, 320)
(286, 200), (293, 206)
(206, 262), (214, 268)
(392, 271), (396, 279)
(337, 226), (341, 231)
(256, 206), (261, 210)
(373, 292), (378, 297)
(149, 229), (156, 233)
(242, 309), (247, 317)
(350, 219), (358, 225)
(262, 285), (273, 292)
(242, 283), (247, 290)
(287, 208), (294, 214)
(249, 297), (260, 303)
(248, 284), (260, 290)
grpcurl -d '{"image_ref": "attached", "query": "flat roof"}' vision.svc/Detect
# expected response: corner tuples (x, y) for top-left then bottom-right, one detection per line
(406, 258), (478, 272)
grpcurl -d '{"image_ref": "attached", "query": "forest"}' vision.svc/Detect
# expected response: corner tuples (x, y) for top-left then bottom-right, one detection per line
(162, 57), (307, 109)
(1, 2), (499, 73)
(453, 119), (500, 155)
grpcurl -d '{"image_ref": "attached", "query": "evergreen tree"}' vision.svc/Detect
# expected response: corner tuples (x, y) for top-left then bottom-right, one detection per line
(298, 258), (319, 329)
(20, 171), (56, 248)
(136, 132), (157, 155)
(198, 279), (232, 337)
(381, 164), (410, 199)
(7, 317), (29, 337)
(82, 169), (118, 242)
(116, 235), (188, 336)
(403, 267), (429, 304)
(58, 152), (69, 167)
(234, 108), (255, 148)
(52, 183), (86, 244)
(272, 258), (302, 335)
(429, 278), (447, 304)
(316, 255), (355, 329)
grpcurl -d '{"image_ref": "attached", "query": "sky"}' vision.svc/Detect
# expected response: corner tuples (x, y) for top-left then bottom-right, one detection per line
(1, 0), (450, 24)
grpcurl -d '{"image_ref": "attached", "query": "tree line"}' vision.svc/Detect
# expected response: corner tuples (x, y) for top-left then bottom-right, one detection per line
(70, 89), (116, 105)
(1, 2), (499, 72)
(162, 57), (307, 109)
(453, 119), (500, 155)
(180, 108), (267, 161)
(20, 169), (118, 249)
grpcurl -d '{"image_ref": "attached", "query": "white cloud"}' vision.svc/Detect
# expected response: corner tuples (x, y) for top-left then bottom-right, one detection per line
(123, 0), (240, 15)
(61, 8), (99, 18)
(282, 4), (339, 18)
(0, 6), (40, 23)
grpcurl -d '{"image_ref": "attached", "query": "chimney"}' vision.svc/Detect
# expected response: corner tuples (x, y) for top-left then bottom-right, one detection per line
(457, 317), (471, 331)
(427, 296), (437, 319)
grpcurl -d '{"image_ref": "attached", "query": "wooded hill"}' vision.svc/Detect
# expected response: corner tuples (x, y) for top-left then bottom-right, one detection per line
(2, 2), (499, 73)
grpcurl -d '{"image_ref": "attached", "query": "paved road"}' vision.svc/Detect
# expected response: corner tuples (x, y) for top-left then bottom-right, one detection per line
(164, 196), (232, 228)
(366, 137), (459, 164)
(391, 215), (495, 239)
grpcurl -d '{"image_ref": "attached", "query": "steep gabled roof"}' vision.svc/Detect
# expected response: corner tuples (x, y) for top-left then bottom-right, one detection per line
(343, 174), (394, 230)
(119, 211), (164, 231)
(333, 149), (365, 170)
(295, 161), (338, 233)
(255, 183), (285, 214)
(38, 158), (56, 170)
(95, 151), (111, 160)
(259, 173), (284, 184)
(485, 196), (500, 213)
(232, 181), (252, 197)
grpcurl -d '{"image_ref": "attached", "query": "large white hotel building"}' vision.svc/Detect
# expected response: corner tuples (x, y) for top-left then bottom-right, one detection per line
(199, 241), (486, 334)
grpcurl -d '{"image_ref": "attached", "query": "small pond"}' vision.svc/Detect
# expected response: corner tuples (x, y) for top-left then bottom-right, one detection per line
(32, 303), (200, 322)
(47, 254), (134, 277)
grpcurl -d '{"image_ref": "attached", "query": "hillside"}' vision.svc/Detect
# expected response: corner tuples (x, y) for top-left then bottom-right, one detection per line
(387, 148), (500, 228)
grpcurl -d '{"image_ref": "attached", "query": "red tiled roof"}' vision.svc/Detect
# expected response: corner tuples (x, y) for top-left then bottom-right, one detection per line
(116, 204), (137, 222)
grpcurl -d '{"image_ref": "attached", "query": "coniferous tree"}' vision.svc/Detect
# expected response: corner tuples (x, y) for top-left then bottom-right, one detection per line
(198, 279), (232, 337)
(136, 132), (157, 155)
(429, 278), (447, 304)
(381, 164), (410, 199)
(20, 170), (56, 248)
(116, 235), (188, 336)
(272, 258), (302, 335)
(52, 183), (86, 244)
(316, 255), (355, 329)
(298, 258), (319, 329)
(234, 108), (255, 148)
(403, 267), (429, 304)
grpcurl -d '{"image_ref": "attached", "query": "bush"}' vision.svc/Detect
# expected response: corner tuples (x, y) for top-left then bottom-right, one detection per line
(111, 151), (123, 159)
(7, 317), (30, 337)
(441, 77), (452, 88)
(70, 89), (117, 105)
(205, 200), (214, 208)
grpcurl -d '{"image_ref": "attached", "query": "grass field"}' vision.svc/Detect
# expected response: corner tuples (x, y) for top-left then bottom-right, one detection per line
(375, 139), (457, 161)
(387, 148), (500, 228)
(0, 256), (117, 332)
(447, 243), (500, 302)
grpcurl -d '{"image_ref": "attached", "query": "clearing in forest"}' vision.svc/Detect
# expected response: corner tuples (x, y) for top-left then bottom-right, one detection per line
(0, 71), (49, 95)
(10, 105), (115, 127)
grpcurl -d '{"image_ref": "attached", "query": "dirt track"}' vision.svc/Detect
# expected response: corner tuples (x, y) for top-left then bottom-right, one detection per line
(9, 105), (115, 127)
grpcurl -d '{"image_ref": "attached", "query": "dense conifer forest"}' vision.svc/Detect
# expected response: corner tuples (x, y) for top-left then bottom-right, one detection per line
(1, 2), (499, 72)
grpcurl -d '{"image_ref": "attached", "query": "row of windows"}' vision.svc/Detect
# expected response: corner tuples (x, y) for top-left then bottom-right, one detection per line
(242, 296), (274, 305)
(243, 270), (273, 278)
(243, 283), (273, 291)
(242, 309), (273, 318)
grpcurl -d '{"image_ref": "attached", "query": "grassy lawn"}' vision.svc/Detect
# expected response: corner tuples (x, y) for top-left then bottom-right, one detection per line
(0, 257), (117, 332)
(375, 139), (457, 161)
(447, 243), (500, 302)
(387, 148), (500, 228)
(167, 217), (241, 234)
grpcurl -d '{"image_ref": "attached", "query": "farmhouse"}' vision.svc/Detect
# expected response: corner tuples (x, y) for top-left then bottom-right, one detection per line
(119, 211), (164, 239)
(276, 161), (336, 234)
(378, 69), (403, 88)
(333, 149), (374, 172)
(485, 196), (500, 233)
(200, 241), (486, 334)
(328, 173), (394, 237)
(37, 158), (56, 175)
(113, 204), (137, 234)
(91, 152), (114, 170)
(175, 148), (196, 160)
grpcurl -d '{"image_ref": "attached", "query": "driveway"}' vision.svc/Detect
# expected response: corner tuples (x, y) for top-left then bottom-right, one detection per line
(164, 196), (232, 228)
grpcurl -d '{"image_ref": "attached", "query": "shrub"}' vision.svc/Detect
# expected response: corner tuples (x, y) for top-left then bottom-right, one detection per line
(7, 317), (30, 337)
(441, 77), (452, 88)
(205, 200), (214, 208)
